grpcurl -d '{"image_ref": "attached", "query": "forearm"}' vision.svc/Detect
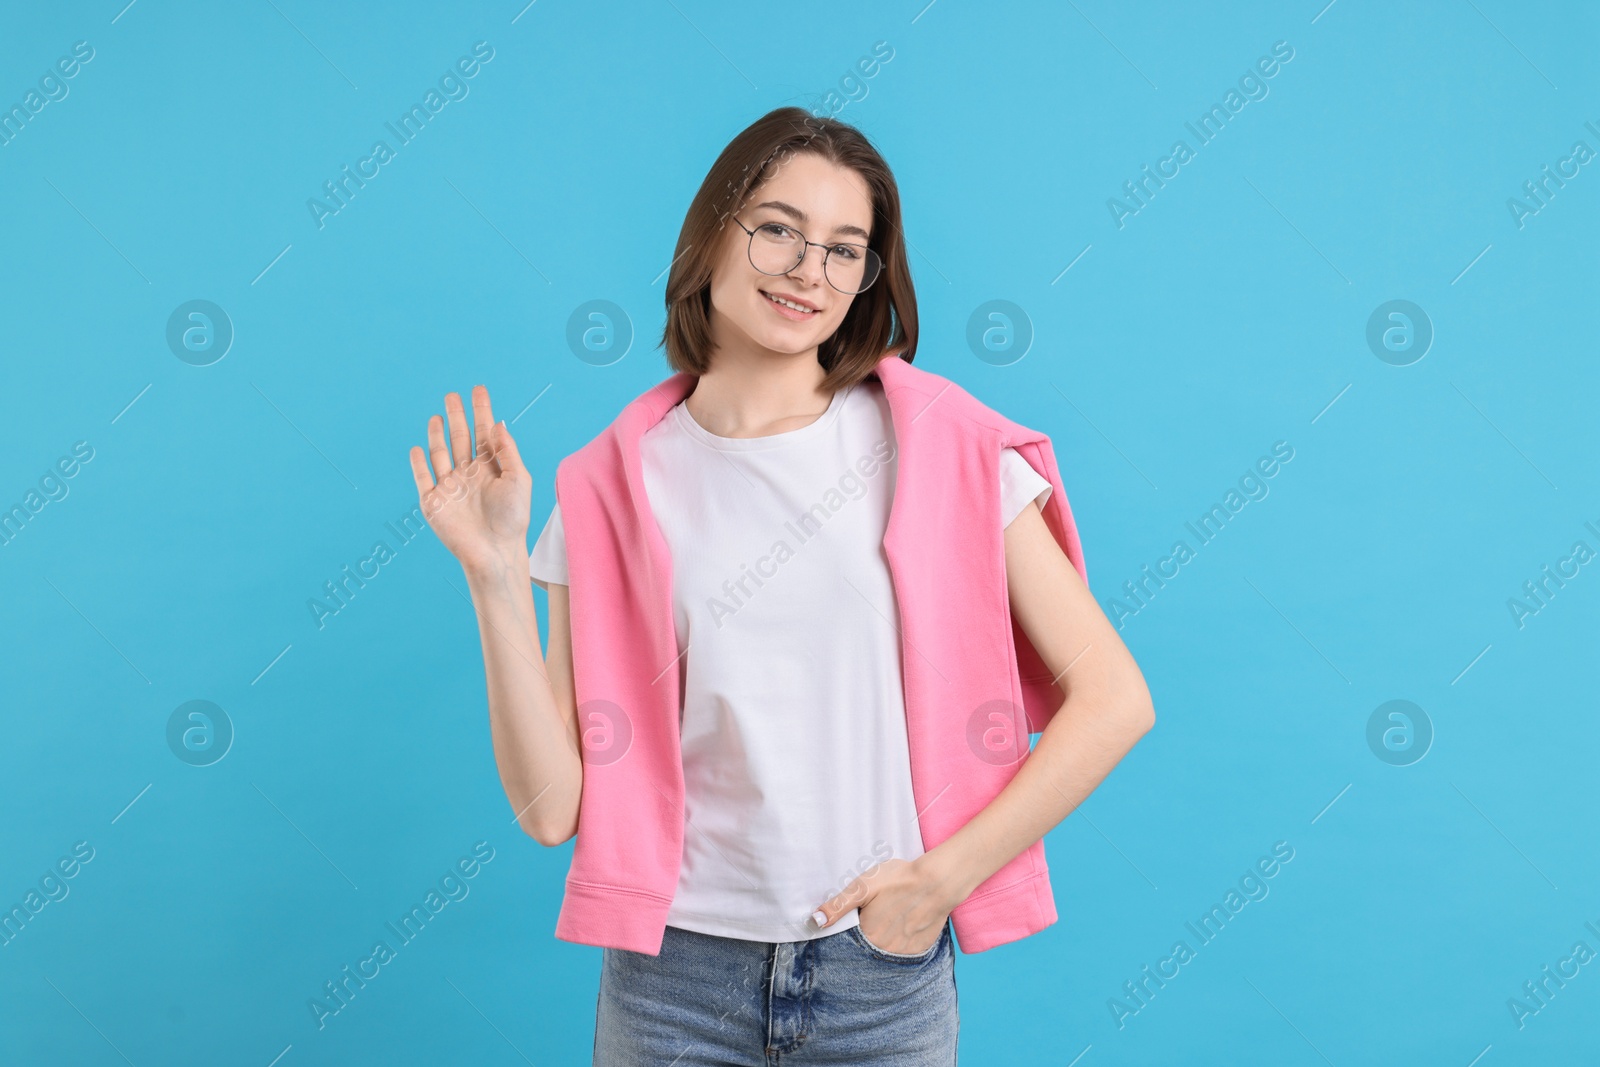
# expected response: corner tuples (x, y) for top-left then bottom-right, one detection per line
(921, 684), (1154, 902)
(463, 546), (582, 845)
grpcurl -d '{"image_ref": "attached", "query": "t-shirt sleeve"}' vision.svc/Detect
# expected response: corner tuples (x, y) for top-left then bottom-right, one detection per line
(528, 502), (569, 589)
(1000, 446), (1053, 529)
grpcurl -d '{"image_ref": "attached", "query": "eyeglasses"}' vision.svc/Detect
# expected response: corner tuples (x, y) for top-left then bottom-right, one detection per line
(732, 216), (883, 295)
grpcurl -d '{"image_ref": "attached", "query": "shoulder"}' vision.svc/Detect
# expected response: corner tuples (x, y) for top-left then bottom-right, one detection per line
(557, 371), (696, 486)
(874, 356), (1039, 444)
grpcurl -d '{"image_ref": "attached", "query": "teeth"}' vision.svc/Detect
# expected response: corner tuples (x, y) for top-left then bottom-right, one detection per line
(765, 292), (815, 313)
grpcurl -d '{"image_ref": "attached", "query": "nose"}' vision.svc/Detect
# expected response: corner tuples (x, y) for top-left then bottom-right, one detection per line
(786, 241), (827, 288)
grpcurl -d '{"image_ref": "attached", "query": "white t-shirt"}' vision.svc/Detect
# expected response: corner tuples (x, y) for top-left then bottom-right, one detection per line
(529, 378), (1051, 942)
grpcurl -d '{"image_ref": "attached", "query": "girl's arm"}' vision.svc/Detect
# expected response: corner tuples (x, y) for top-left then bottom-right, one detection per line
(920, 497), (1156, 899)
(410, 386), (583, 847)
(813, 497), (1155, 951)
(462, 554), (583, 846)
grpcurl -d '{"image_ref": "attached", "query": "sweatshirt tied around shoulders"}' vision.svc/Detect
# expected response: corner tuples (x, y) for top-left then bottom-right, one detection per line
(551, 352), (1088, 955)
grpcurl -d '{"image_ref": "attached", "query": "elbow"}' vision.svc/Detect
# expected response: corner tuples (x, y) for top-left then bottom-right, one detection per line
(1124, 684), (1156, 738)
(1134, 698), (1156, 736)
(519, 813), (577, 848)
(513, 771), (580, 847)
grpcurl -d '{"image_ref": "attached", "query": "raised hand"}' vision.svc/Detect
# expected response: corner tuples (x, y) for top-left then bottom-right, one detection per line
(408, 385), (532, 575)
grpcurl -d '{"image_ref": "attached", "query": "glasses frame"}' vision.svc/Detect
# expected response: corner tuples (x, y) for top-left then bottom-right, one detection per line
(731, 215), (882, 295)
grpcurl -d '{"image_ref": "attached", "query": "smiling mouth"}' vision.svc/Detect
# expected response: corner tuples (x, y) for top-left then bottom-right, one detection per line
(761, 290), (820, 315)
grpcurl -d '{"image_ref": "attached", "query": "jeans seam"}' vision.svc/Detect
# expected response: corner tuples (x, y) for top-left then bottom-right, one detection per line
(850, 921), (944, 962)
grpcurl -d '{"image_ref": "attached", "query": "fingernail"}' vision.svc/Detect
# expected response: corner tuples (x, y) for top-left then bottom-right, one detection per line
(811, 909), (828, 927)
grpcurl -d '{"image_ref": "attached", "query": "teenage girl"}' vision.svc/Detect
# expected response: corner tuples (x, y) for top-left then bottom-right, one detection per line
(409, 108), (1155, 1064)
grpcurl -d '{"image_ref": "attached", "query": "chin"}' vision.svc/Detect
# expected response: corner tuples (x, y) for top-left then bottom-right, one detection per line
(748, 328), (821, 356)
(737, 313), (825, 355)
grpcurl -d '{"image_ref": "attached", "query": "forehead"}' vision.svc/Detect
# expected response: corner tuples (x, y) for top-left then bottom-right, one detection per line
(751, 152), (873, 235)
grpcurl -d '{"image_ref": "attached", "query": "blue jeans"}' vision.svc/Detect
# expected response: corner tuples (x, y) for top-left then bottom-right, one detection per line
(594, 920), (959, 1065)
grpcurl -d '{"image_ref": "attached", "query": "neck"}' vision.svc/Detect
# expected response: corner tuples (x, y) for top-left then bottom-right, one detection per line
(684, 344), (835, 439)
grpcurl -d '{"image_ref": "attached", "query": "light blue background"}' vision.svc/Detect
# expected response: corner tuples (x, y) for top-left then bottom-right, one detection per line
(2, 1), (1596, 1063)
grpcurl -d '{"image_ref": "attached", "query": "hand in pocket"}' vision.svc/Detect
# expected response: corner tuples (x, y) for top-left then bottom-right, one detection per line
(810, 856), (955, 956)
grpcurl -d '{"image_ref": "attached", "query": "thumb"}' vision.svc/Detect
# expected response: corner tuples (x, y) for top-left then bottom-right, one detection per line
(812, 876), (873, 929)
(489, 420), (526, 474)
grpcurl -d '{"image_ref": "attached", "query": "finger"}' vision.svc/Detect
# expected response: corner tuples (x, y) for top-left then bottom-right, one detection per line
(488, 420), (527, 476)
(408, 444), (436, 495)
(813, 877), (871, 928)
(471, 385), (496, 461)
(445, 392), (474, 469)
(427, 414), (453, 478)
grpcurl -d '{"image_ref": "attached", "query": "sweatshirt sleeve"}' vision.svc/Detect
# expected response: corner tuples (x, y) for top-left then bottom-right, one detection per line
(529, 502), (569, 589)
(1000, 446), (1052, 529)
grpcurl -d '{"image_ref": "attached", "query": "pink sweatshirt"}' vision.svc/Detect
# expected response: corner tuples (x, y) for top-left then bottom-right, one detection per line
(552, 352), (1088, 955)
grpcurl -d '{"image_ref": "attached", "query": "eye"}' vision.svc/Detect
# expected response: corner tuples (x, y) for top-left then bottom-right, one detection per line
(830, 244), (863, 260)
(757, 222), (793, 239)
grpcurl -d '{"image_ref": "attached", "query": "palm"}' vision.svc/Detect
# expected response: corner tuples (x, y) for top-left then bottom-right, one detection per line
(409, 385), (532, 571)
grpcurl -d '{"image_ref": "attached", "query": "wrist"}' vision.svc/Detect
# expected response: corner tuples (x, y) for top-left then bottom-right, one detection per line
(461, 542), (530, 585)
(915, 838), (985, 911)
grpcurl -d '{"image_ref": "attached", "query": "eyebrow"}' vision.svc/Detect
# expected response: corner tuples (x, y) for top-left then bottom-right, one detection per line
(752, 200), (871, 242)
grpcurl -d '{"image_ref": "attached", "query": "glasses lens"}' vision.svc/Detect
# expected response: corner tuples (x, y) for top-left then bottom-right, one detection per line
(747, 222), (803, 275)
(745, 221), (883, 294)
(826, 245), (882, 295)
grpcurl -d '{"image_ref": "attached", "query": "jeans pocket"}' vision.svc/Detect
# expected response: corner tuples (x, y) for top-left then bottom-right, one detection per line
(848, 920), (945, 963)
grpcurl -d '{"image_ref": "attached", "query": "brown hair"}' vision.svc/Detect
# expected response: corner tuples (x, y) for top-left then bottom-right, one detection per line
(658, 107), (918, 392)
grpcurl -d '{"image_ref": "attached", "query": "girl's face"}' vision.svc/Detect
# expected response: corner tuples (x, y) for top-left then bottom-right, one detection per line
(707, 152), (875, 361)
